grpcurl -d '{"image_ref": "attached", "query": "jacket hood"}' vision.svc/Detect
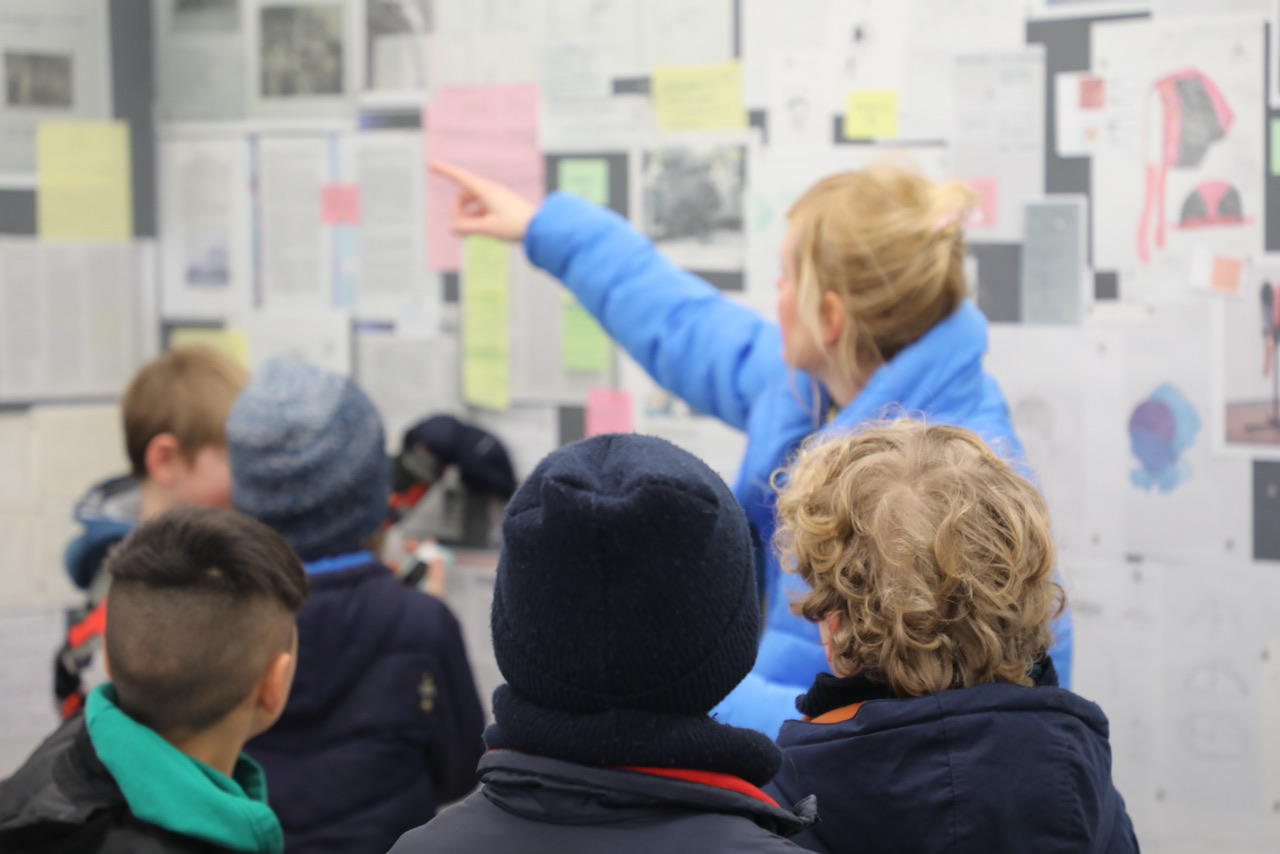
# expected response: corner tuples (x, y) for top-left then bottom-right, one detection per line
(770, 682), (1134, 853)
(278, 560), (407, 720)
(64, 475), (140, 590)
(477, 750), (817, 839)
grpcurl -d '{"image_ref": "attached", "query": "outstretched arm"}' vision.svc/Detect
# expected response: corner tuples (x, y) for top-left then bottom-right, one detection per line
(432, 162), (786, 431)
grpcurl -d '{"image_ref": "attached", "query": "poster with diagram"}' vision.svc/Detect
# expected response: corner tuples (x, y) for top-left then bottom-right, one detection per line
(1091, 16), (1263, 303)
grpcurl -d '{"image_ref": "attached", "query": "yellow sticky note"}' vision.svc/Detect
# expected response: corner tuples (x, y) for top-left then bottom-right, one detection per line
(558, 158), (610, 206)
(462, 236), (510, 410)
(652, 61), (747, 130)
(843, 90), (899, 140)
(562, 296), (610, 373)
(37, 121), (133, 240)
(168, 327), (250, 366)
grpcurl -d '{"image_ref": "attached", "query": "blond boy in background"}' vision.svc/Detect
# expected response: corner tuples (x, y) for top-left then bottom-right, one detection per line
(55, 346), (248, 716)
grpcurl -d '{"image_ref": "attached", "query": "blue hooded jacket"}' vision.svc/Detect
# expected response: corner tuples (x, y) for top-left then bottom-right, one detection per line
(64, 475), (139, 591)
(524, 193), (1073, 738)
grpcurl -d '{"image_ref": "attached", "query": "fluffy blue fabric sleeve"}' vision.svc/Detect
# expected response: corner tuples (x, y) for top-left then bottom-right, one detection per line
(524, 192), (786, 431)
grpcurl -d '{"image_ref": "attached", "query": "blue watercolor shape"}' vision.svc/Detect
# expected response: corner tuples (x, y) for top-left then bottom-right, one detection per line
(1128, 382), (1201, 493)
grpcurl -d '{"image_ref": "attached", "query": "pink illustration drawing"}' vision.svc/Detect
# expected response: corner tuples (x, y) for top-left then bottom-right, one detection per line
(1176, 180), (1248, 229)
(1137, 68), (1234, 263)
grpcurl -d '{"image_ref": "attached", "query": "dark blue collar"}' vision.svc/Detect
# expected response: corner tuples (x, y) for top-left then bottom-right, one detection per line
(303, 551), (376, 576)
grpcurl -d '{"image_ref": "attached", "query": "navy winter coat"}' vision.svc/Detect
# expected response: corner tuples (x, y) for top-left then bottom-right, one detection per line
(766, 678), (1140, 853)
(245, 560), (485, 854)
(388, 750), (819, 854)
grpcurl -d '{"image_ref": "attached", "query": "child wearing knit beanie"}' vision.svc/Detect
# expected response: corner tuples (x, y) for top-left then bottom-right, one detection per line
(389, 433), (818, 854)
(226, 357), (485, 854)
(765, 420), (1137, 854)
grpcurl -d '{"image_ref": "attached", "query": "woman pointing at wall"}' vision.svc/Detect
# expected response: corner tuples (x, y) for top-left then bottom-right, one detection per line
(433, 159), (1073, 739)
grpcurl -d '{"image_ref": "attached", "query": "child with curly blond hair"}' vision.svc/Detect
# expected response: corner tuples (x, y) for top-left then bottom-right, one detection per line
(765, 421), (1137, 854)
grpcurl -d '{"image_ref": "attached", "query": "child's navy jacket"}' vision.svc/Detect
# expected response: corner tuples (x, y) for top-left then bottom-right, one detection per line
(765, 672), (1140, 854)
(246, 559), (485, 854)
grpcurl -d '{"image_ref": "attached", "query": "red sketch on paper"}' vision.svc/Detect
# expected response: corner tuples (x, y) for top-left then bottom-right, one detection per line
(963, 177), (998, 230)
(1079, 75), (1105, 109)
(1137, 68), (1234, 263)
(1176, 180), (1248, 229)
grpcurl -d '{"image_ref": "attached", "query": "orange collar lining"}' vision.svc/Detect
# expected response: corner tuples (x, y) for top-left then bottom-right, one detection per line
(803, 700), (865, 724)
(620, 766), (780, 808)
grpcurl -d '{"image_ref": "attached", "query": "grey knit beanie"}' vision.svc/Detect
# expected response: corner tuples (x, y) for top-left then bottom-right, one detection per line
(227, 357), (388, 559)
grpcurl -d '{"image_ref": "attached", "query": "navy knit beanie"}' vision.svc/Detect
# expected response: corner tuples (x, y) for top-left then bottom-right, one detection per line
(226, 357), (389, 559)
(491, 433), (760, 717)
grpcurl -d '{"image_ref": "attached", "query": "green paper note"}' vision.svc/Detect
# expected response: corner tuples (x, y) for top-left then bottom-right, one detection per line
(462, 236), (510, 409)
(562, 296), (611, 372)
(558, 158), (610, 206)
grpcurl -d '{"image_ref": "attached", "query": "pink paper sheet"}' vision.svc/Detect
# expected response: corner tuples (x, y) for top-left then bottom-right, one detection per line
(585, 388), (634, 438)
(320, 183), (361, 225)
(425, 84), (543, 271)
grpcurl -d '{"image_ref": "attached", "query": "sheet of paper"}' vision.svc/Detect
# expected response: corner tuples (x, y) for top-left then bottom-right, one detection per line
(237, 304), (351, 374)
(365, 0), (432, 95)
(740, 0), (831, 108)
(425, 84), (542, 271)
(155, 0), (246, 121)
(767, 49), (838, 148)
(639, 0), (734, 68)
(652, 61), (747, 131)
(843, 89), (899, 140)
(320, 183), (360, 224)
(158, 135), (252, 321)
(507, 254), (609, 403)
(0, 241), (142, 402)
(1123, 303), (1252, 564)
(0, 413), (35, 511)
(0, 606), (67, 757)
(431, 0), (546, 87)
(585, 388), (633, 437)
(258, 135), (332, 306)
(168, 326), (250, 366)
(541, 93), (656, 150)
(1092, 17), (1263, 301)
(1217, 260), (1280, 459)
(1021, 198), (1086, 324)
(556, 157), (609, 205)
(356, 327), (461, 452)
(546, 0), (643, 76)
(341, 131), (434, 320)
(245, 0), (358, 118)
(950, 48), (1046, 243)
(37, 122), (132, 240)
(561, 297), (611, 373)
(461, 236), (510, 409)
(0, 0), (111, 175)
(30, 403), (127, 503)
(634, 134), (753, 275)
(1054, 71), (1142, 158)
(542, 43), (609, 101)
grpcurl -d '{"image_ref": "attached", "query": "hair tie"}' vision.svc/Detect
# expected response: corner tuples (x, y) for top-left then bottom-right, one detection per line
(932, 208), (966, 235)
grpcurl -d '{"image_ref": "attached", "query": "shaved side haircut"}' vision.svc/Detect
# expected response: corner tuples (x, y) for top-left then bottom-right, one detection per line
(104, 506), (308, 734)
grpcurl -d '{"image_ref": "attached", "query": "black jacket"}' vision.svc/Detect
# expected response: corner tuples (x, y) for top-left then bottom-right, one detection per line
(245, 560), (485, 854)
(387, 750), (819, 854)
(0, 715), (223, 854)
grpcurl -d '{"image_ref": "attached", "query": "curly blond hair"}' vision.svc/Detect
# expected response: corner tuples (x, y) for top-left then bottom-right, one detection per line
(788, 159), (977, 385)
(774, 420), (1063, 697)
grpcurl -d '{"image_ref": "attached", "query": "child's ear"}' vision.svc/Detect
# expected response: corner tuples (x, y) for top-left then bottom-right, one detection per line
(143, 433), (183, 486)
(819, 291), (845, 347)
(256, 627), (299, 724)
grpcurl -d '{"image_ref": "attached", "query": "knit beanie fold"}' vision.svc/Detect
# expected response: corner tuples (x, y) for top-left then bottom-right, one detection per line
(491, 433), (760, 717)
(227, 357), (388, 558)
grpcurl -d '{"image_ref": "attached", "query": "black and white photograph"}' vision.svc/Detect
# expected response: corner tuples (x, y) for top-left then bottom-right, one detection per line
(5, 52), (72, 108)
(172, 0), (239, 33)
(640, 143), (745, 272)
(259, 3), (344, 98)
(365, 0), (432, 91)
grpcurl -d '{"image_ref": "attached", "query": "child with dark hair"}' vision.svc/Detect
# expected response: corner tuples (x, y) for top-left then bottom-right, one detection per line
(0, 506), (307, 853)
(765, 421), (1137, 854)
(227, 357), (485, 854)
